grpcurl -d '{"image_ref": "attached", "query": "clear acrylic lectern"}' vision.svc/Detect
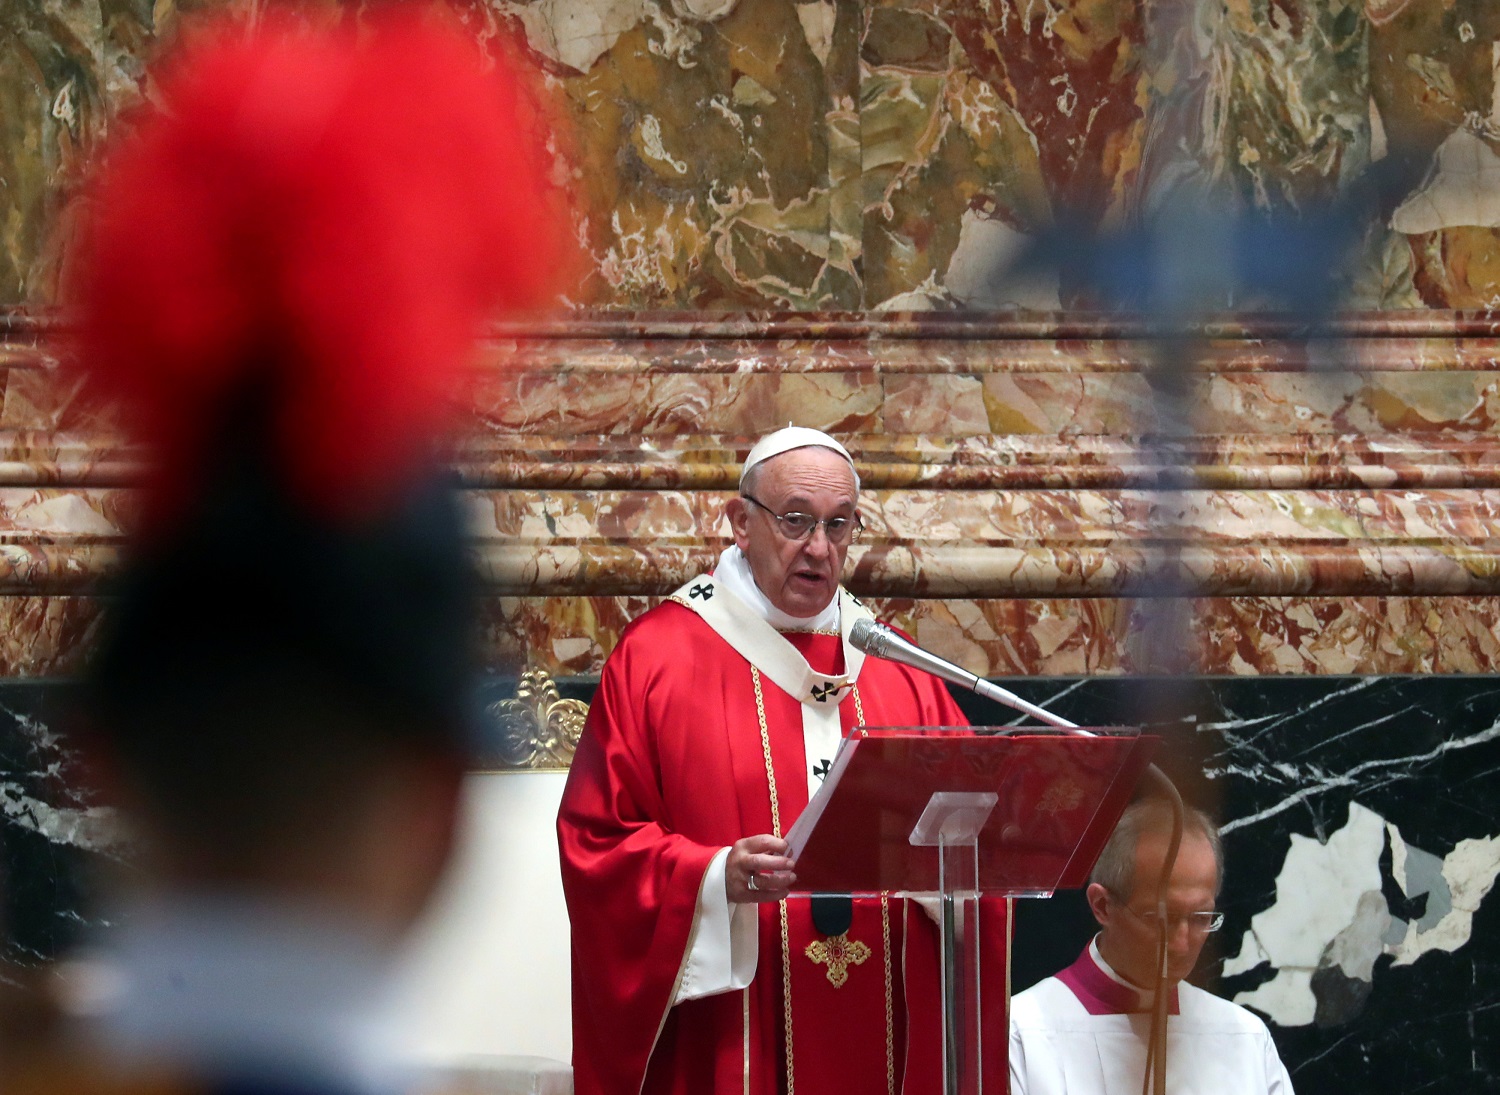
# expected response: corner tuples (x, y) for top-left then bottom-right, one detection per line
(784, 727), (1156, 1095)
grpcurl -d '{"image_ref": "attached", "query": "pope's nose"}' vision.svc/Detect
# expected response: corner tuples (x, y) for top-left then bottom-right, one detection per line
(801, 525), (835, 557)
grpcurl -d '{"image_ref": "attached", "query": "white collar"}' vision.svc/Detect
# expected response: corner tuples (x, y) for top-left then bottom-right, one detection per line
(670, 571), (872, 706)
(1091, 934), (1149, 993)
(714, 546), (840, 632)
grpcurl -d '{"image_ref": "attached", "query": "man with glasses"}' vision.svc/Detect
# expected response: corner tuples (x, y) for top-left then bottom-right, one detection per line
(1009, 801), (1294, 1094)
(559, 427), (979, 1095)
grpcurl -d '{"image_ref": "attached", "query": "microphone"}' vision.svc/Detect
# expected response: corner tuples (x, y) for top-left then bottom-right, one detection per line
(849, 617), (1088, 733)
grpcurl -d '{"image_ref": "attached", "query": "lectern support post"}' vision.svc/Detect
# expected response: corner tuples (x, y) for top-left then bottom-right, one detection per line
(911, 791), (998, 1095)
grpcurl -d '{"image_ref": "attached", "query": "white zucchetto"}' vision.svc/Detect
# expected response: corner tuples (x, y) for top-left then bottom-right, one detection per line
(739, 426), (859, 489)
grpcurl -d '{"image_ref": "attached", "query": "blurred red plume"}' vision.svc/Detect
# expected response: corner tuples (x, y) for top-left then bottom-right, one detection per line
(76, 7), (579, 526)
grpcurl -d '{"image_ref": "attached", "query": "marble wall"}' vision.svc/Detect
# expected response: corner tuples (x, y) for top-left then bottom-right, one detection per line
(10, 312), (1500, 680)
(981, 675), (1500, 1094)
(5, 0), (1500, 310)
(7, 1), (1500, 1092)
(4, 309), (1500, 1091)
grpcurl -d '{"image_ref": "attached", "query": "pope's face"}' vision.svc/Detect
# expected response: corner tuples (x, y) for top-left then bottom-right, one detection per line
(1087, 831), (1220, 989)
(729, 447), (858, 618)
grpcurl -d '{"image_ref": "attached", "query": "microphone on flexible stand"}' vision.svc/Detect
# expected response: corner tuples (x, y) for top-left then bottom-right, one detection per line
(848, 617), (1090, 734)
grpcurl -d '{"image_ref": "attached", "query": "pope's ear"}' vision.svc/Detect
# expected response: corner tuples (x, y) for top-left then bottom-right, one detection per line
(726, 497), (751, 550)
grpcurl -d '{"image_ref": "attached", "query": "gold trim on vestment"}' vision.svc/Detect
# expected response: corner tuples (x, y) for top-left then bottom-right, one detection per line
(649, 900), (698, 1095)
(852, 684), (895, 1093)
(1006, 896), (1014, 1030)
(750, 663), (875, 1094)
(752, 667), (795, 1095)
(882, 894), (894, 1095)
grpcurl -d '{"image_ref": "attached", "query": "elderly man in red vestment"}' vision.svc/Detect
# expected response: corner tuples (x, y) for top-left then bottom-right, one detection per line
(559, 427), (1005, 1095)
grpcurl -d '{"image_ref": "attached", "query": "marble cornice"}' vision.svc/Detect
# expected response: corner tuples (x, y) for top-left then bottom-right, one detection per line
(4, 432), (1500, 492)
(6, 307), (1500, 601)
(447, 434), (1500, 492)
(478, 311), (1500, 341)
(7, 307), (1500, 673)
(485, 594), (1500, 679)
(7, 589), (1500, 680)
(471, 486), (1500, 598)
(0, 486), (1498, 600)
(19, 306), (1500, 338)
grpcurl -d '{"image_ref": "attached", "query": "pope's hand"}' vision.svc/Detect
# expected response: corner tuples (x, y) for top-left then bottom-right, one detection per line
(727, 834), (796, 903)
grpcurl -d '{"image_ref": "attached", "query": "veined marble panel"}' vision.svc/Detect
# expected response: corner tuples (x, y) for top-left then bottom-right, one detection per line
(8, 1), (1500, 309)
(485, 594), (1500, 678)
(987, 675), (1500, 1093)
(6, 313), (1500, 682)
(1369, 1), (1500, 310)
(0, 596), (101, 677)
(10, 484), (1500, 601)
(11, 590), (1500, 683)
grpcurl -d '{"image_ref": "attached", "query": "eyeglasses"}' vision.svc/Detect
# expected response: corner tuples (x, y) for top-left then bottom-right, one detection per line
(741, 493), (863, 544)
(1112, 897), (1224, 935)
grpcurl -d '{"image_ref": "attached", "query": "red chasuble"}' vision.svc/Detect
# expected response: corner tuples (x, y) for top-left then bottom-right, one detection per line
(559, 600), (1011, 1095)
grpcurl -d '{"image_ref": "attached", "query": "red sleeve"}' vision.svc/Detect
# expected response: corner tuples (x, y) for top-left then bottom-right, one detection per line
(556, 618), (722, 1095)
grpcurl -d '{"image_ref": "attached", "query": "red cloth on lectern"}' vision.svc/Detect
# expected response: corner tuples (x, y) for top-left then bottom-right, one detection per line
(558, 601), (1011, 1095)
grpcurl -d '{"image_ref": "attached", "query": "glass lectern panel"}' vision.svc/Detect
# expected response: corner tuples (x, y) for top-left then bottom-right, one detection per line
(785, 727), (1155, 898)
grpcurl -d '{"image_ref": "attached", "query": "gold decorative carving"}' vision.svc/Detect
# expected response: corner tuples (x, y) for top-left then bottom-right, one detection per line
(805, 932), (872, 988)
(485, 668), (588, 770)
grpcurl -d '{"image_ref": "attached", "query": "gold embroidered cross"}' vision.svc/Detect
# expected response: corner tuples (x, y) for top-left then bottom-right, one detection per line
(804, 932), (872, 988)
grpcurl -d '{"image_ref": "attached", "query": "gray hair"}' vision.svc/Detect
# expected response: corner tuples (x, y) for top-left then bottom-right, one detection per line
(1089, 799), (1223, 898)
(740, 460), (765, 499)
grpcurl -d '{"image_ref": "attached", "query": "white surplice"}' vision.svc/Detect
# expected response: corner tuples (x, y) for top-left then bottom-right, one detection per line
(1009, 941), (1294, 1095)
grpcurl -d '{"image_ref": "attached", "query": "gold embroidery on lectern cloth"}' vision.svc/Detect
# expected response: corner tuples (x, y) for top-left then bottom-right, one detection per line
(805, 933), (873, 988)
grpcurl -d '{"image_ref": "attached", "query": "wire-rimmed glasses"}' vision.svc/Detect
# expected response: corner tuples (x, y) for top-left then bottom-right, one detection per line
(741, 493), (863, 544)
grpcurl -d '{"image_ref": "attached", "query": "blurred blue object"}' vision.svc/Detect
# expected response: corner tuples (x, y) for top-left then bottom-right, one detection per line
(1014, 199), (1370, 318)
